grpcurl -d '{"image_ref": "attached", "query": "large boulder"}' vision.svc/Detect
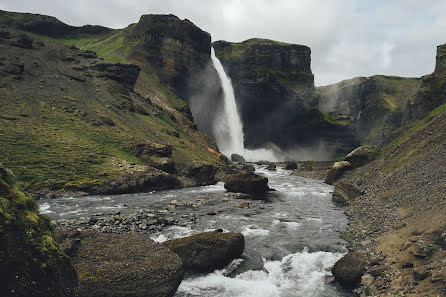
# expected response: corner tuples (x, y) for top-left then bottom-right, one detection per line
(186, 161), (218, 186)
(345, 145), (379, 169)
(231, 153), (246, 163)
(325, 161), (352, 185)
(332, 182), (363, 205)
(332, 252), (367, 288)
(241, 164), (255, 172)
(72, 232), (184, 297)
(164, 231), (245, 273)
(224, 172), (269, 194)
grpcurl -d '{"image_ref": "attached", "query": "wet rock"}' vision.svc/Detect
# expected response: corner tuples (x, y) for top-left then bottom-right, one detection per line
(332, 252), (367, 288)
(344, 145), (379, 169)
(224, 172), (269, 194)
(73, 232), (183, 297)
(186, 161), (218, 186)
(241, 164), (255, 172)
(266, 163), (276, 171)
(332, 182), (362, 205)
(285, 162), (297, 170)
(325, 161), (352, 185)
(231, 153), (246, 163)
(164, 231), (244, 272)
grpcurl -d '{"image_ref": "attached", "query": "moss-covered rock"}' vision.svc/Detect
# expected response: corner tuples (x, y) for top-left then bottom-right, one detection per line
(325, 161), (352, 185)
(344, 145), (379, 169)
(0, 163), (76, 297)
(332, 182), (362, 205)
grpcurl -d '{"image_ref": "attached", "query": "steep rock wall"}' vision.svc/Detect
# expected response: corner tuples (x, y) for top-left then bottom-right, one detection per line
(213, 39), (356, 157)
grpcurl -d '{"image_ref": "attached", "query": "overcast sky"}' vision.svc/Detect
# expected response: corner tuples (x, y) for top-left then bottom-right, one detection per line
(1, 0), (446, 85)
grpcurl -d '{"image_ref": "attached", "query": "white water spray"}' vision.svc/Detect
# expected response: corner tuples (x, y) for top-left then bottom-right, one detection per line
(211, 48), (277, 161)
(211, 48), (245, 155)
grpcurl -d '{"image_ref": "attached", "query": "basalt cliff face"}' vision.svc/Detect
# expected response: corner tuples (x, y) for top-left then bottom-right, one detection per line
(213, 39), (357, 157)
(318, 43), (446, 147)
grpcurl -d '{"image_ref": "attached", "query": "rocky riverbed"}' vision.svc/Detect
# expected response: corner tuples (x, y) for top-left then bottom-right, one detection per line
(41, 165), (354, 297)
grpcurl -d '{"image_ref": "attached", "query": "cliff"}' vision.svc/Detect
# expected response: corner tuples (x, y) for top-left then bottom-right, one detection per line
(0, 163), (76, 296)
(318, 75), (420, 146)
(318, 43), (446, 147)
(213, 38), (356, 157)
(0, 12), (225, 195)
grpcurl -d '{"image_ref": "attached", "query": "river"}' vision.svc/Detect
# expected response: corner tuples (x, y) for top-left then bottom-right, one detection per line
(39, 165), (353, 297)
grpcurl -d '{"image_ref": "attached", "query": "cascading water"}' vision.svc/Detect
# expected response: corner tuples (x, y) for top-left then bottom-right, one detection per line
(211, 48), (277, 161)
(211, 48), (245, 156)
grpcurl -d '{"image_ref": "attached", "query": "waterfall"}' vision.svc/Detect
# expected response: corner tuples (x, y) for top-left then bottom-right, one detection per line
(210, 48), (246, 156)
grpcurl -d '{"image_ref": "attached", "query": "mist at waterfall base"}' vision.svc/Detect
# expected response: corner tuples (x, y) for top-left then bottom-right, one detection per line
(208, 48), (334, 162)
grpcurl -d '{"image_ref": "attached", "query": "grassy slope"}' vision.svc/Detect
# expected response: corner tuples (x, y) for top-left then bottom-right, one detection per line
(0, 28), (222, 192)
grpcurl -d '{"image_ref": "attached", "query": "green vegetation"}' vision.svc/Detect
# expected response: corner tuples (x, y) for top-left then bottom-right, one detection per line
(0, 163), (73, 294)
(320, 111), (352, 126)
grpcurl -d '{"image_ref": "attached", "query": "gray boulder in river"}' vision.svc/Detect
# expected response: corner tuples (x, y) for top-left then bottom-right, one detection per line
(164, 231), (245, 273)
(224, 172), (269, 194)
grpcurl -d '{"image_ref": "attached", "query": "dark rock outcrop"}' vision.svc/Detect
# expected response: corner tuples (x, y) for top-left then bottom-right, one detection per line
(71, 232), (183, 297)
(325, 161), (352, 185)
(89, 63), (140, 90)
(164, 231), (245, 273)
(344, 145), (379, 169)
(0, 9), (112, 38)
(332, 182), (362, 205)
(0, 163), (76, 297)
(123, 14), (211, 97)
(332, 252), (367, 288)
(285, 162), (297, 170)
(224, 172), (269, 194)
(186, 161), (218, 186)
(231, 153), (246, 163)
(241, 164), (255, 172)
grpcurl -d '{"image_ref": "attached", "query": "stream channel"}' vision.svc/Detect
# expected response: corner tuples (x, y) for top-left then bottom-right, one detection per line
(39, 165), (353, 297)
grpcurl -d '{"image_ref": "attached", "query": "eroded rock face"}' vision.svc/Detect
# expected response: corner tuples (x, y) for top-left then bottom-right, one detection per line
(163, 231), (245, 273)
(224, 172), (269, 194)
(71, 232), (184, 297)
(123, 14), (211, 95)
(213, 39), (356, 156)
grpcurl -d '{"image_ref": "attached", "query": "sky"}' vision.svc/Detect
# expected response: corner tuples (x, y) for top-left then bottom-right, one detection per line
(1, 0), (446, 86)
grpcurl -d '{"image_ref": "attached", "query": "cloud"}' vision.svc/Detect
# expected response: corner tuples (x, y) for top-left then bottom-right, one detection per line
(1, 0), (446, 85)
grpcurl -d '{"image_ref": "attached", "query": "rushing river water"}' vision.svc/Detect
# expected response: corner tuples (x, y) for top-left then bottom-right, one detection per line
(39, 165), (353, 297)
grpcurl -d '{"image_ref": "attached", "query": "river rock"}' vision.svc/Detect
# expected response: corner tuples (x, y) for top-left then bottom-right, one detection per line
(332, 182), (362, 205)
(332, 252), (367, 288)
(72, 232), (184, 297)
(224, 172), (269, 194)
(231, 153), (246, 163)
(324, 161), (352, 185)
(265, 163), (276, 171)
(164, 231), (245, 272)
(285, 162), (297, 170)
(344, 145), (379, 169)
(242, 164), (255, 172)
(186, 161), (218, 186)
